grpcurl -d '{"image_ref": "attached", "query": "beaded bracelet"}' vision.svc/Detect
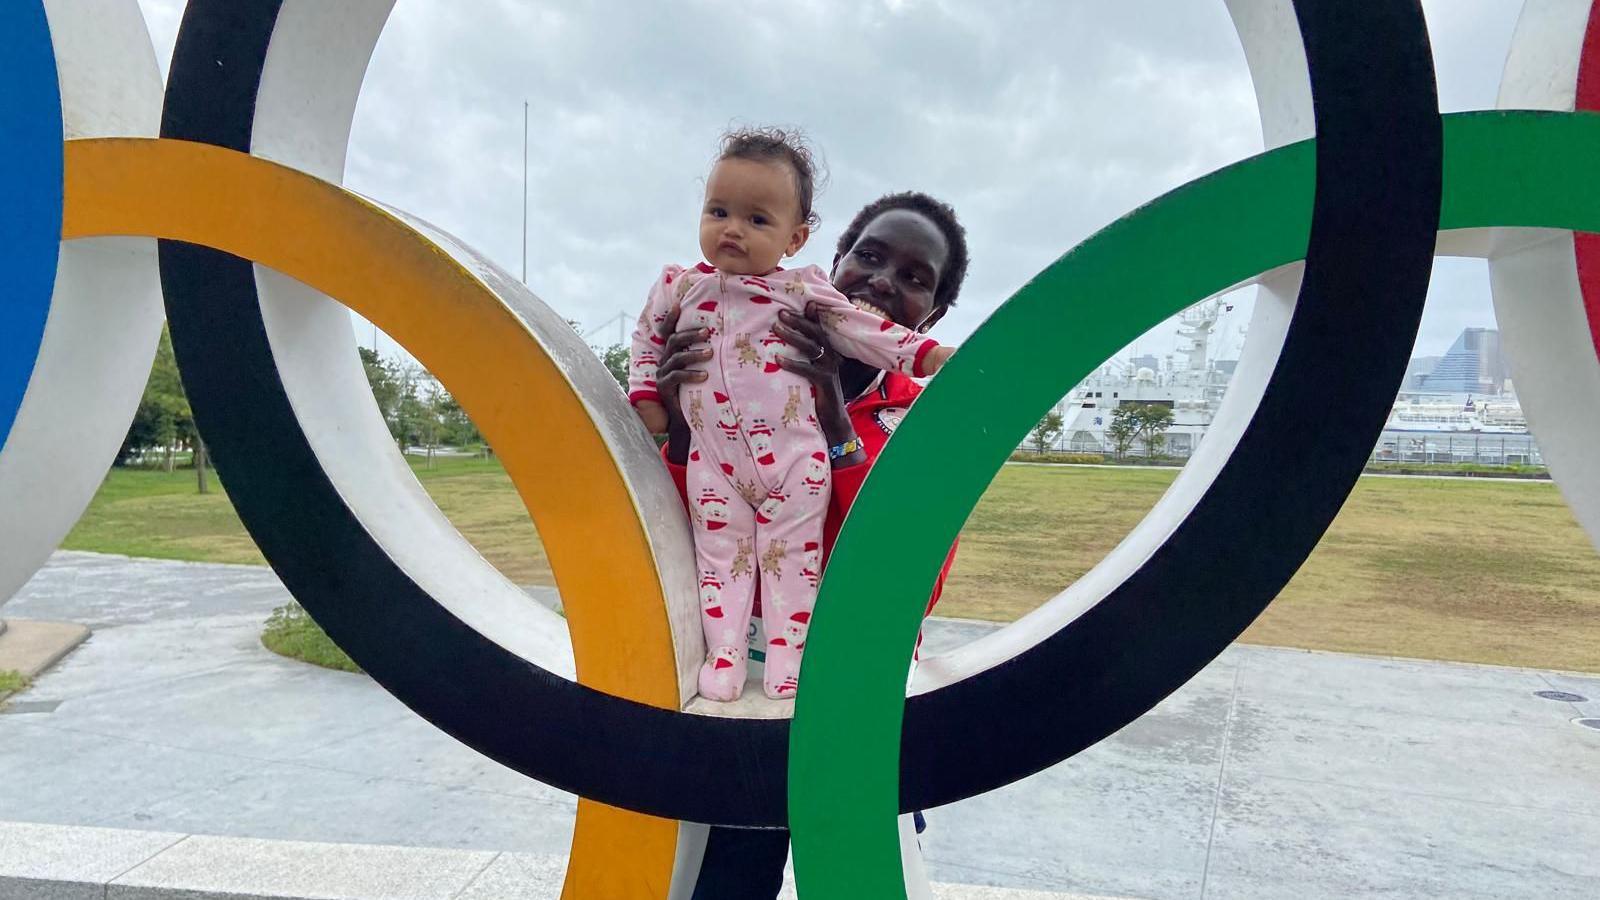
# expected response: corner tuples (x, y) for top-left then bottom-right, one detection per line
(827, 437), (862, 461)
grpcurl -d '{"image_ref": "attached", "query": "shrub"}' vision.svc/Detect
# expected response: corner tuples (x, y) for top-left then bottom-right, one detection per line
(262, 602), (362, 673)
(0, 669), (28, 699)
(1009, 451), (1106, 465)
(1363, 461), (1549, 479)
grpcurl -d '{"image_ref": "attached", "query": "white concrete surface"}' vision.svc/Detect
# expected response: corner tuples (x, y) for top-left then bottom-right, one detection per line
(2, 552), (1598, 898)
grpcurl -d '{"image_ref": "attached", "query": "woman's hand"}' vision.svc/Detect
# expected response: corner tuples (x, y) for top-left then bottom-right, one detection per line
(652, 306), (712, 465)
(776, 304), (866, 467)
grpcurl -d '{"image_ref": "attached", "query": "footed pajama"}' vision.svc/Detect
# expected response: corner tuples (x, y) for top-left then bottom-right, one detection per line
(630, 263), (938, 699)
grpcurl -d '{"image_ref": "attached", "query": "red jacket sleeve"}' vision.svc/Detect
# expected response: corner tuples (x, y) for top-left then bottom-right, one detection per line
(822, 459), (871, 550)
(926, 541), (958, 616)
(661, 442), (690, 515)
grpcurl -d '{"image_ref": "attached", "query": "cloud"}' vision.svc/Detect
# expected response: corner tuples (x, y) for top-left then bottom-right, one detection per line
(133, 0), (1519, 365)
(334, 0), (1268, 346)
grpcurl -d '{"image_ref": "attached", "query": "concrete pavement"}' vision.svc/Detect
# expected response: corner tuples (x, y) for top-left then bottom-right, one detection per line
(2, 551), (1598, 898)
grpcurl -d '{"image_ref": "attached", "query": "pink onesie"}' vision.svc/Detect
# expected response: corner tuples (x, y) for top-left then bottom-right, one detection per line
(629, 262), (939, 700)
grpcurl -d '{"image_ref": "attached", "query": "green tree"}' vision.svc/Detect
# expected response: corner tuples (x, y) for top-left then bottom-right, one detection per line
(1106, 406), (1139, 460)
(432, 389), (480, 448)
(119, 325), (196, 473)
(357, 349), (423, 449)
(358, 347), (402, 430)
(412, 374), (458, 468)
(1030, 411), (1064, 453)
(359, 349), (488, 458)
(390, 364), (429, 450)
(600, 343), (630, 391)
(1133, 404), (1175, 457)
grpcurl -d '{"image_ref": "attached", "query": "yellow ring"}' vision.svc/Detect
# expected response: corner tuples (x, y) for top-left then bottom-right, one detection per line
(63, 136), (680, 897)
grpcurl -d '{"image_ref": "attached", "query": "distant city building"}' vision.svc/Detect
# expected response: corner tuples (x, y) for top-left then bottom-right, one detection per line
(1417, 327), (1508, 395)
(1402, 355), (1441, 390)
(1034, 324), (1540, 466)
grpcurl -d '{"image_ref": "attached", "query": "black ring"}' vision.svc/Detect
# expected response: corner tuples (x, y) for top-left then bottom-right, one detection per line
(158, 0), (1440, 826)
(898, 0), (1443, 810)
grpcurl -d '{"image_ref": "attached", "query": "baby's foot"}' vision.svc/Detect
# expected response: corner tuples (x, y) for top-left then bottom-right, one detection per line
(698, 645), (746, 702)
(763, 644), (802, 700)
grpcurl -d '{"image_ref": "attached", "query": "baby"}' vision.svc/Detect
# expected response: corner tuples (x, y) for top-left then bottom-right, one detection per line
(629, 128), (953, 701)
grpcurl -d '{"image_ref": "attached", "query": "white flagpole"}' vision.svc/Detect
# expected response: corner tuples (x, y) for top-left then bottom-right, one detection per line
(521, 100), (529, 284)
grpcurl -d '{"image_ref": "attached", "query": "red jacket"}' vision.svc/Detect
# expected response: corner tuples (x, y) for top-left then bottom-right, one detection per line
(663, 372), (958, 621)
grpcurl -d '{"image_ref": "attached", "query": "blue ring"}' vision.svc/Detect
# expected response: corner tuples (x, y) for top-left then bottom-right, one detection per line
(0, 1), (63, 452)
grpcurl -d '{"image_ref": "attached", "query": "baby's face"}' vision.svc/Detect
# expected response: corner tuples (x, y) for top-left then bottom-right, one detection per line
(700, 158), (809, 275)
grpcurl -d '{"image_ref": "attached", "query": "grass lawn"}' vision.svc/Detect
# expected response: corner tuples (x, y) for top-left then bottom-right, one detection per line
(942, 465), (1600, 673)
(62, 466), (267, 566)
(63, 456), (1600, 672)
(61, 457), (550, 582)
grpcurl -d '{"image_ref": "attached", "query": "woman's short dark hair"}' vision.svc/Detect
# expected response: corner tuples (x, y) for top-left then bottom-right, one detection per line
(835, 192), (969, 311)
(717, 126), (823, 230)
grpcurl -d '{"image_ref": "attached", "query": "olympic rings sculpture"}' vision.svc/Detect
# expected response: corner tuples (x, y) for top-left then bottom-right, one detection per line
(4, 1), (1599, 898)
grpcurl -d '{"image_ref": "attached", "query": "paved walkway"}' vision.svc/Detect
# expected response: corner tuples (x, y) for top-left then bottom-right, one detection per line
(2, 551), (1598, 898)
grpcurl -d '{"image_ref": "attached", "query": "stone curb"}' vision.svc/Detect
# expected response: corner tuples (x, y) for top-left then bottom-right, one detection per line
(0, 618), (90, 680)
(0, 821), (1126, 899)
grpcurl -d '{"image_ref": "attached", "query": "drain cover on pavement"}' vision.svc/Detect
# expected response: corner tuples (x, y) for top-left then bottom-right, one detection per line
(0, 700), (61, 715)
(1576, 718), (1600, 732)
(1535, 690), (1589, 703)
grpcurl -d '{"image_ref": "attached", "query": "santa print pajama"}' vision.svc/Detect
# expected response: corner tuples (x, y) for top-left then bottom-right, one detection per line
(629, 262), (940, 700)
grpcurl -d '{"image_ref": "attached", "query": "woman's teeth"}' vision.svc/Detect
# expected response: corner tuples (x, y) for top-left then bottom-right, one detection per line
(851, 299), (889, 319)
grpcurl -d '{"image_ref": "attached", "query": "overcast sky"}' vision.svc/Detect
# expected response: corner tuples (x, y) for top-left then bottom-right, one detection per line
(133, 0), (1525, 366)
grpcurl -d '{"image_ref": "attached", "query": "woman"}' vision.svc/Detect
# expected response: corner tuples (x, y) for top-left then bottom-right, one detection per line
(644, 191), (970, 899)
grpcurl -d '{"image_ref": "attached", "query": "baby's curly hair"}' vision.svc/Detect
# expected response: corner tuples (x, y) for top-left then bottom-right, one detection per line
(717, 126), (825, 230)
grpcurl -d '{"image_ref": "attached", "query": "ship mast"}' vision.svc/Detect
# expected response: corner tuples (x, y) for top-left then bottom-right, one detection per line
(1176, 298), (1223, 373)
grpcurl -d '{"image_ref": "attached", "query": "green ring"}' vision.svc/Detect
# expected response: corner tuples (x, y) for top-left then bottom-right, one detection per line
(789, 110), (1600, 898)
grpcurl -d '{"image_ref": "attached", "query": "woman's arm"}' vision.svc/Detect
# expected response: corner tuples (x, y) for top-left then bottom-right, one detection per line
(773, 306), (868, 468)
(644, 306), (713, 466)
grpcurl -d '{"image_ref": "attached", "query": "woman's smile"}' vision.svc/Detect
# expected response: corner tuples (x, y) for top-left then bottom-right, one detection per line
(848, 297), (891, 320)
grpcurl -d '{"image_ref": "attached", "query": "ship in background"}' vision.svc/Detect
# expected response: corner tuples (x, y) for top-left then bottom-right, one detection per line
(1044, 313), (1542, 465)
(1051, 298), (1239, 458)
(1378, 327), (1540, 464)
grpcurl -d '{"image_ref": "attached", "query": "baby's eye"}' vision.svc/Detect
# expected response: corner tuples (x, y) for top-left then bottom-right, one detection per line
(752, 215), (770, 227)
(708, 207), (727, 218)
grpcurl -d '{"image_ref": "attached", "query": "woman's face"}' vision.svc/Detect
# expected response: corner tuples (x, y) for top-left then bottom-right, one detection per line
(830, 208), (950, 333)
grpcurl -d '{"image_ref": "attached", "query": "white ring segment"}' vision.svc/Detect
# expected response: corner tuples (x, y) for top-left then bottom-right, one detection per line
(242, 0), (702, 689)
(0, 0), (164, 606)
(1484, 0), (1600, 553)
